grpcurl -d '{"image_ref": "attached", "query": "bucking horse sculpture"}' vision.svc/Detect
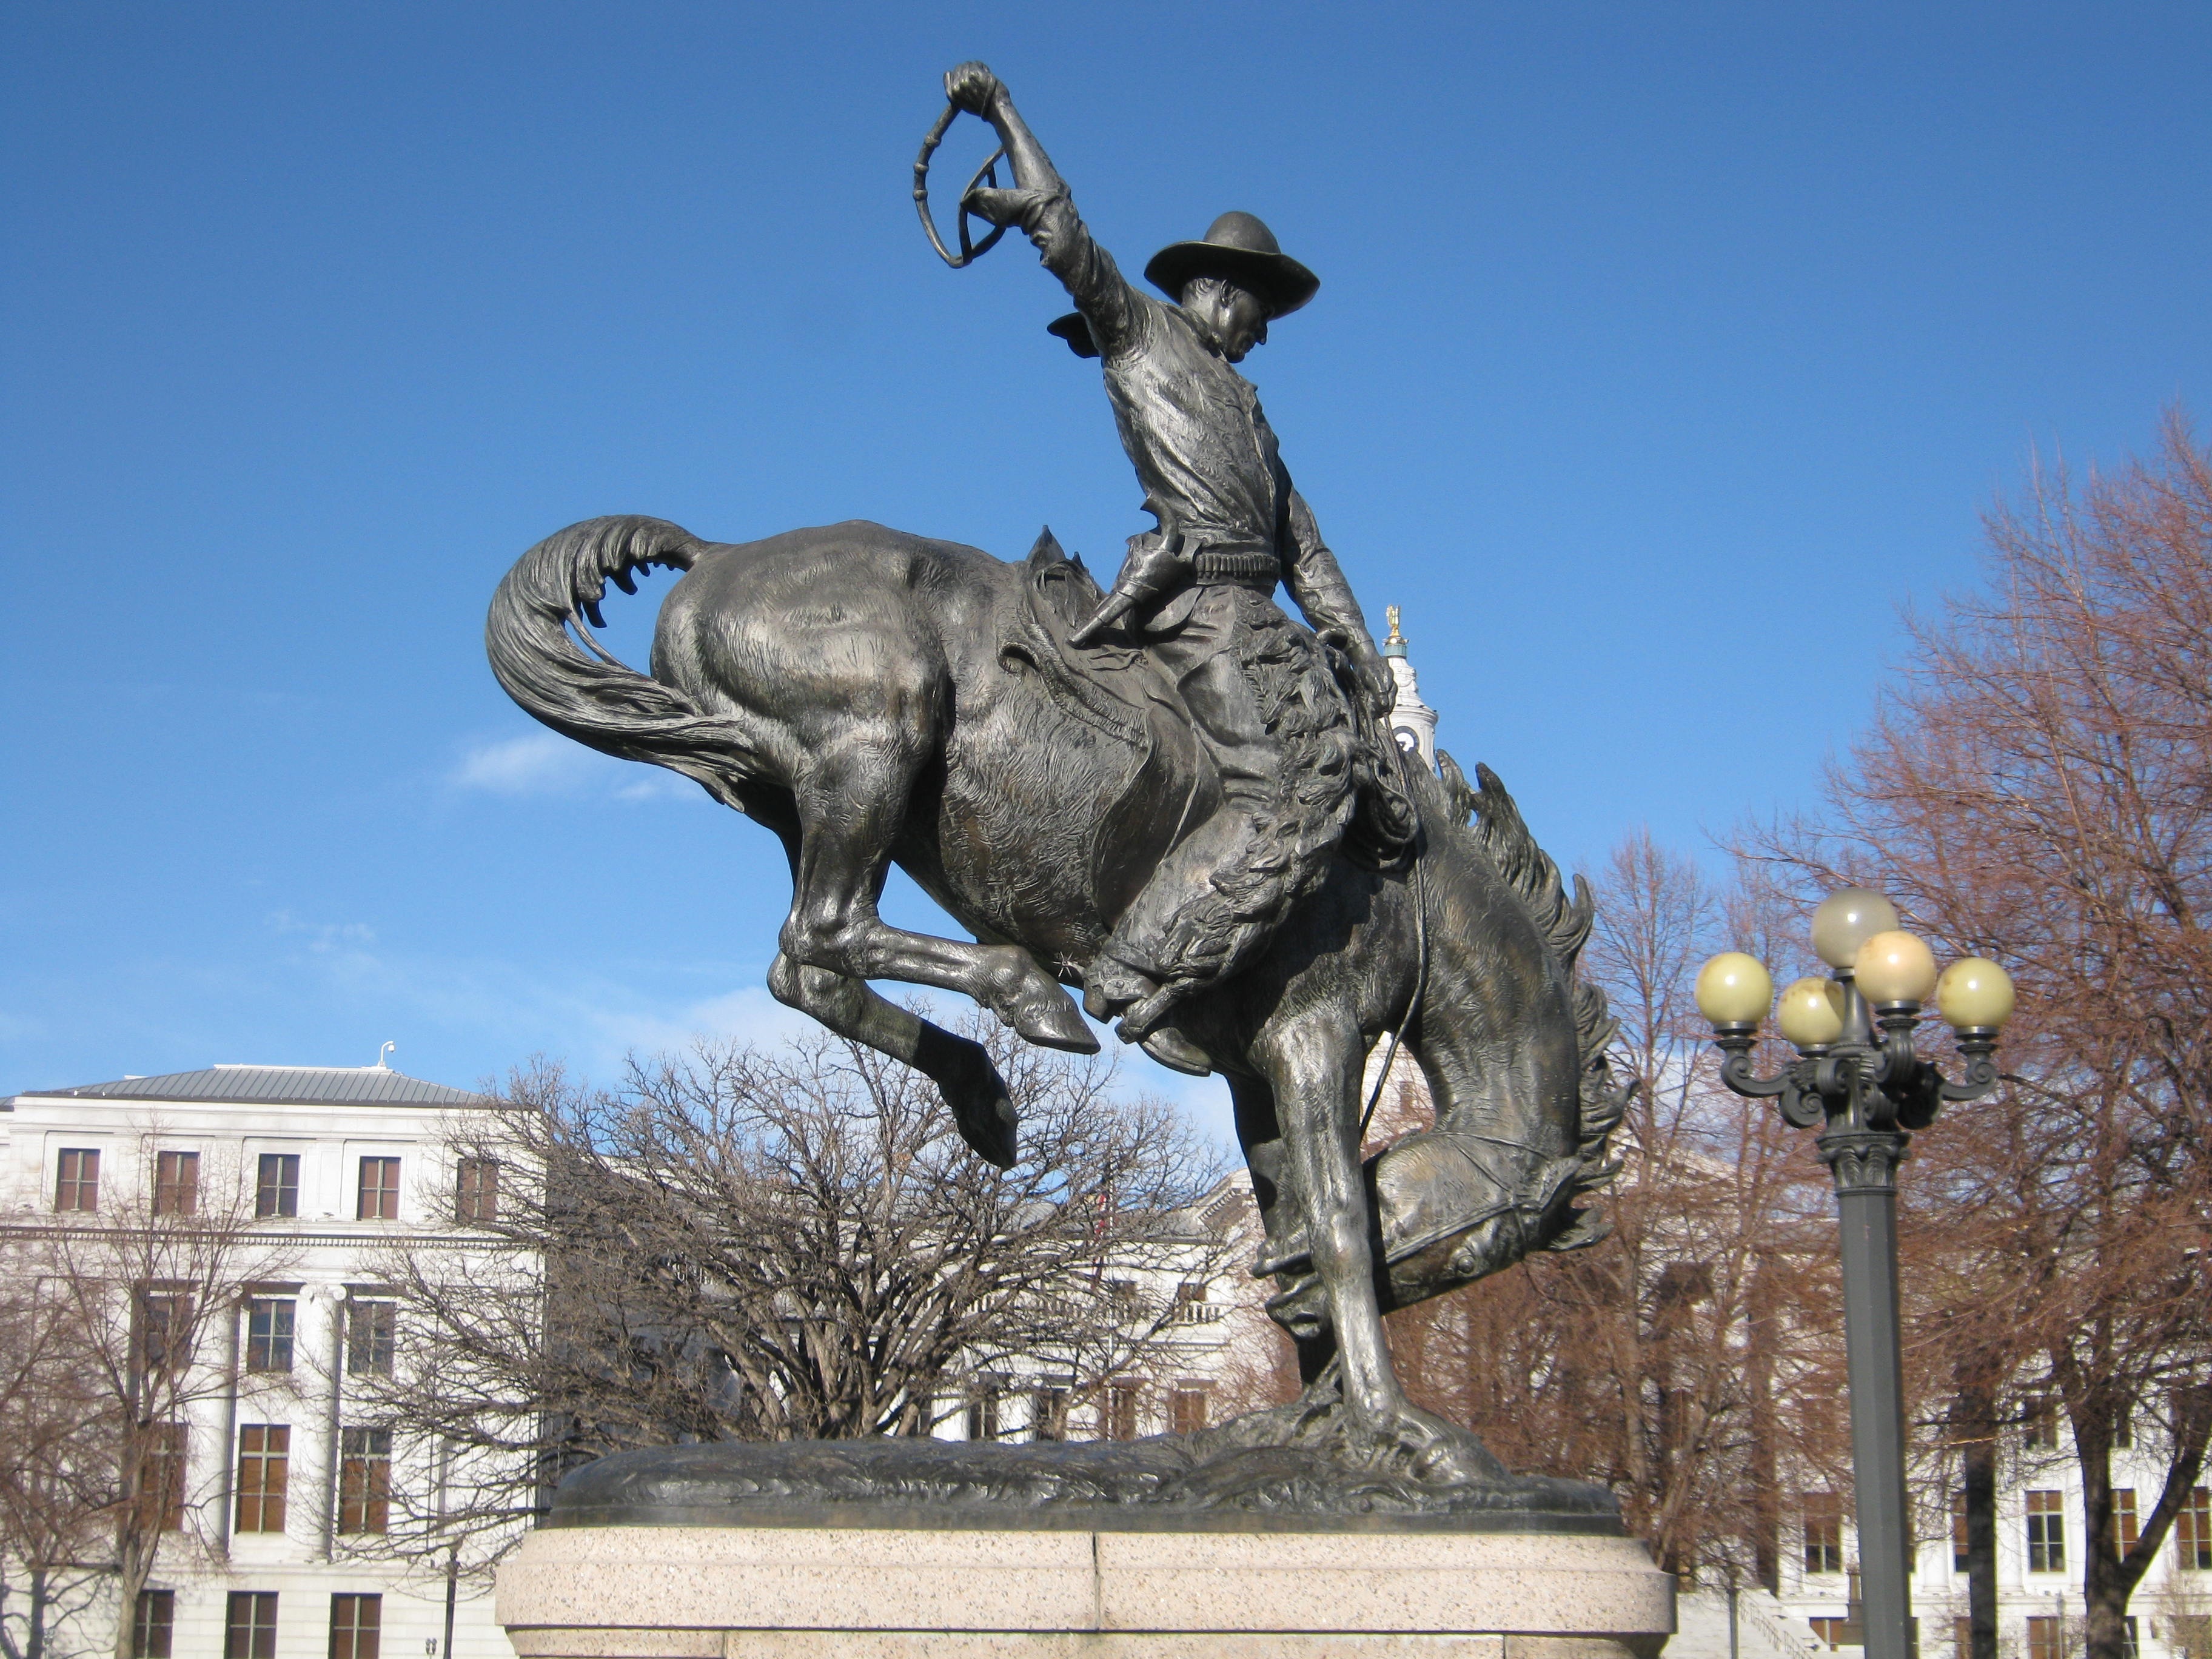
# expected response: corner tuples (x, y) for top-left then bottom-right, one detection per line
(486, 70), (1626, 1494)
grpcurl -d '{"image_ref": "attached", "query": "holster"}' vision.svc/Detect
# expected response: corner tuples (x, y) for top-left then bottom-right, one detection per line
(1111, 528), (1191, 612)
(1070, 528), (1190, 645)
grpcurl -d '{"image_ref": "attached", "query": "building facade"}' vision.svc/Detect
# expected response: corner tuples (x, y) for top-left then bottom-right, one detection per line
(1, 1064), (520, 1659)
(1768, 1426), (2212, 1659)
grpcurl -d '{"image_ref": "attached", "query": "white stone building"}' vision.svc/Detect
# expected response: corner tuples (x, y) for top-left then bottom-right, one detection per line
(932, 1171), (1277, 1447)
(1760, 1424), (2212, 1659)
(1, 1063), (522, 1659)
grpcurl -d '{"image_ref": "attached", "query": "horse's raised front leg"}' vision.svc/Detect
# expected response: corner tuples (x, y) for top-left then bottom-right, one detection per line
(783, 731), (1096, 1055)
(768, 951), (1017, 1168)
(1257, 1008), (1506, 1484)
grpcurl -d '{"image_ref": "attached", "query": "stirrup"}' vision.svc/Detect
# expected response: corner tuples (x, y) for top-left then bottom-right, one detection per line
(1113, 980), (1185, 1042)
(1083, 956), (1157, 1020)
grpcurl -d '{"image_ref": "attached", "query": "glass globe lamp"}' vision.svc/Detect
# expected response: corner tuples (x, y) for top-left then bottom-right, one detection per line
(1854, 930), (1938, 1005)
(1936, 957), (2015, 1030)
(1776, 977), (1846, 1048)
(1811, 888), (1900, 970)
(1695, 952), (1773, 1026)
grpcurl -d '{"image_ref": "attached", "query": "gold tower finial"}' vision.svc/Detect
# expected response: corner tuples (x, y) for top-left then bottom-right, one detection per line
(1384, 605), (1404, 648)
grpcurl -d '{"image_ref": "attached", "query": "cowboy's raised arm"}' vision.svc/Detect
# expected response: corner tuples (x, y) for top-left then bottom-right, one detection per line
(944, 63), (1140, 355)
(1282, 490), (1396, 718)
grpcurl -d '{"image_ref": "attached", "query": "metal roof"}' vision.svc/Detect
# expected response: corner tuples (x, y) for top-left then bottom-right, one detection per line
(10, 1064), (487, 1108)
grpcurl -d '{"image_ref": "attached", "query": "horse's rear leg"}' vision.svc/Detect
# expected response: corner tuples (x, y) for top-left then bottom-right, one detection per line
(768, 951), (1017, 1168)
(783, 732), (1096, 1054)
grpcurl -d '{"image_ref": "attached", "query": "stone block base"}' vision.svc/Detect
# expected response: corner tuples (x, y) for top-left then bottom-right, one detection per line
(497, 1526), (1674, 1659)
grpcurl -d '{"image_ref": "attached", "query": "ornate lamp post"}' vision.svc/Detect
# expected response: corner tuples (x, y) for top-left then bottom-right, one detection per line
(1695, 890), (2016, 1659)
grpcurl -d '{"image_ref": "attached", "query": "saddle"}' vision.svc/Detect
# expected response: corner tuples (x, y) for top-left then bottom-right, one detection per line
(999, 529), (1415, 913)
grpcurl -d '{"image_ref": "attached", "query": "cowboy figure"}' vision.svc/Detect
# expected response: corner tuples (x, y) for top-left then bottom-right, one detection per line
(946, 62), (1405, 1074)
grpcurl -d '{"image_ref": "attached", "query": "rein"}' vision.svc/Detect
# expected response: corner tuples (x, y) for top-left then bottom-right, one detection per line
(1358, 736), (1431, 1142)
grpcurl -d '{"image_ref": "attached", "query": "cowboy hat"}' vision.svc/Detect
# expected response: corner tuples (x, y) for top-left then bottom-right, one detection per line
(1142, 211), (1318, 317)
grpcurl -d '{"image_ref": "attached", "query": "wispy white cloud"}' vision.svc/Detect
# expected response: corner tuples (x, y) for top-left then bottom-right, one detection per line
(451, 731), (602, 796)
(450, 731), (696, 803)
(584, 985), (816, 1061)
(266, 911), (378, 953)
(614, 772), (694, 803)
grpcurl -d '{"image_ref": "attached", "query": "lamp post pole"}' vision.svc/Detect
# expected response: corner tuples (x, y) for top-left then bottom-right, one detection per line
(1820, 973), (1915, 1659)
(1697, 891), (2015, 1659)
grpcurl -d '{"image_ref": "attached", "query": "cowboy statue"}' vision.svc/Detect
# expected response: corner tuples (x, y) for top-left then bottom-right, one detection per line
(942, 61), (1412, 1076)
(488, 60), (1629, 1500)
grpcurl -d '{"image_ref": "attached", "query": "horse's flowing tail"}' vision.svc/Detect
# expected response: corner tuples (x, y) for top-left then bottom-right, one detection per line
(486, 515), (762, 811)
(1443, 751), (1629, 1253)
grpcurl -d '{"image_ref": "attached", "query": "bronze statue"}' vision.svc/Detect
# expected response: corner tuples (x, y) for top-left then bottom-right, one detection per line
(486, 64), (1625, 1495)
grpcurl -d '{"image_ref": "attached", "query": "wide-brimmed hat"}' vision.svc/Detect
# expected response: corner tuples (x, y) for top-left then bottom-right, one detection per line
(1142, 211), (1319, 317)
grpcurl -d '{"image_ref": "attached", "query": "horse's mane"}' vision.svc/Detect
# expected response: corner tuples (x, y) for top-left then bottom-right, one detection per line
(1439, 751), (1630, 1251)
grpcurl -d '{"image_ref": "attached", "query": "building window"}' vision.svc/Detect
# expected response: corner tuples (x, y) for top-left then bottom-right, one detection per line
(1030, 1386), (1068, 1443)
(347, 1300), (397, 1377)
(2172, 1617), (2212, 1659)
(1952, 1491), (1971, 1570)
(135, 1292), (193, 1379)
(245, 1298), (296, 1373)
(455, 1157), (499, 1222)
(965, 1381), (1001, 1442)
(1809, 1620), (1853, 1651)
(338, 1427), (392, 1534)
(152, 1151), (199, 1217)
(2122, 1617), (2138, 1659)
(1102, 1382), (1139, 1441)
(255, 1154), (299, 1219)
(2023, 1396), (2058, 1451)
(2027, 1490), (2066, 1572)
(330, 1594), (381, 1659)
(136, 1422), (187, 1532)
(2026, 1616), (2062, 1659)
(1172, 1280), (1215, 1322)
(357, 1158), (401, 1221)
(1951, 1617), (1971, 1659)
(1803, 1493), (1845, 1575)
(2112, 1399), (2133, 1450)
(55, 1148), (99, 1212)
(133, 1590), (175, 1659)
(235, 1425), (289, 1533)
(226, 1592), (278, 1659)
(1170, 1384), (1211, 1435)
(2180, 1487), (2212, 1569)
(2112, 1487), (2139, 1557)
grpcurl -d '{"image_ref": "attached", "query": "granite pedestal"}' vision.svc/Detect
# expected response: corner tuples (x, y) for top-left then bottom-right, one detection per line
(497, 1439), (1674, 1659)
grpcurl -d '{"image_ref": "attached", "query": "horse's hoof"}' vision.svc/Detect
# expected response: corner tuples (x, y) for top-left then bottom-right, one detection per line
(1409, 1433), (1510, 1487)
(940, 1077), (1019, 1170)
(1384, 1407), (1510, 1486)
(1013, 988), (1101, 1054)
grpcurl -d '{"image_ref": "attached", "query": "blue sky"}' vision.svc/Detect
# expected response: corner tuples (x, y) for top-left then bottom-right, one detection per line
(4, 2), (2207, 1139)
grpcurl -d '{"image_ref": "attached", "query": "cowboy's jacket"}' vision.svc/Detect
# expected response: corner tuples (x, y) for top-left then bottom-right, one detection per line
(1014, 192), (1369, 642)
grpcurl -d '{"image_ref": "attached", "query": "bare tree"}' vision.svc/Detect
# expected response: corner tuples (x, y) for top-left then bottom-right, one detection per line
(354, 1025), (1232, 1570)
(0, 1136), (294, 1659)
(0, 1267), (107, 1659)
(1750, 408), (2212, 1659)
